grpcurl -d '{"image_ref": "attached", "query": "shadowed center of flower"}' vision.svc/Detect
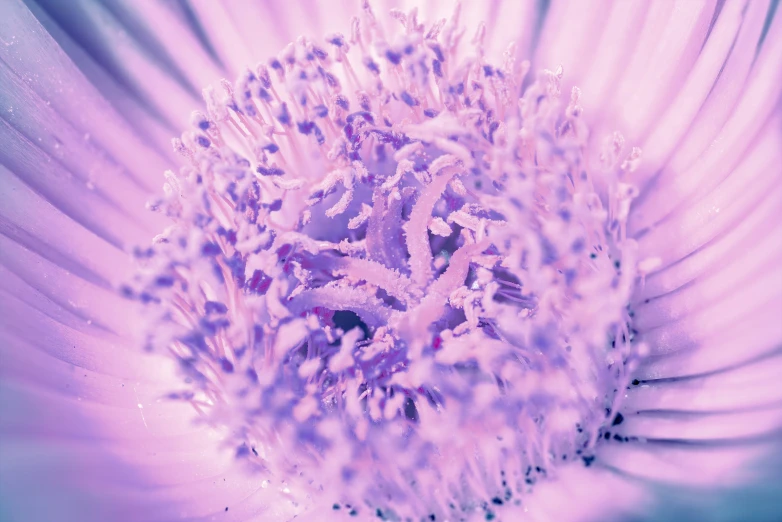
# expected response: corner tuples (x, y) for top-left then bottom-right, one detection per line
(127, 5), (646, 520)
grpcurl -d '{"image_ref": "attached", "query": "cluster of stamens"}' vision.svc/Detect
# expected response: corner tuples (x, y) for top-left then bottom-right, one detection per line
(126, 3), (646, 520)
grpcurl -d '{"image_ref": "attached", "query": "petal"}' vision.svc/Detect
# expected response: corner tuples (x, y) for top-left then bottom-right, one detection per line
(610, 0), (716, 140)
(0, 123), (153, 249)
(522, 463), (647, 522)
(0, 62), (166, 233)
(637, 0), (768, 184)
(0, 0), (172, 190)
(577, 1), (652, 110)
(630, 7), (782, 236)
(625, 355), (782, 416)
(636, 115), (781, 273)
(25, 0), (180, 162)
(98, 0), (227, 92)
(34, 0), (200, 129)
(597, 441), (778, 487)
(186, 0), (255, 76)
(535, 0), (615, 82)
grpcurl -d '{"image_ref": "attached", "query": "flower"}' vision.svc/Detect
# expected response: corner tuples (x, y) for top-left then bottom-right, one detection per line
(1, 1), (781, 521)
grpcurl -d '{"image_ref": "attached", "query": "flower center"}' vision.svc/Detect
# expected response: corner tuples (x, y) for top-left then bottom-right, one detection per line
(128, 5), (645, 520)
